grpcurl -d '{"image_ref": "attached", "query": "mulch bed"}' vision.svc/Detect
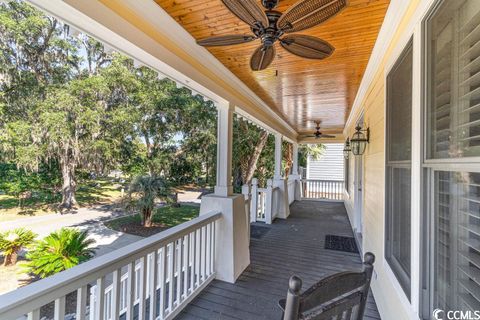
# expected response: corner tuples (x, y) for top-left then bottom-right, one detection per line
(119, 222), (169, 237)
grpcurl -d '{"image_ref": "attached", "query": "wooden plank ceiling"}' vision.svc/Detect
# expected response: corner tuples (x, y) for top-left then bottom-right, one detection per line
(154, 0), (390, 135)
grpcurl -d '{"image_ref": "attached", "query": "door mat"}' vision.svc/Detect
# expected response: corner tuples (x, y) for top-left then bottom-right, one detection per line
(324, 235), (359, 253)
(251, 225), (271, 239)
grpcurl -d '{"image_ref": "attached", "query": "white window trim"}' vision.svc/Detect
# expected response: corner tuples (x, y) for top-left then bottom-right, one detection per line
(384, 34), (415, 311)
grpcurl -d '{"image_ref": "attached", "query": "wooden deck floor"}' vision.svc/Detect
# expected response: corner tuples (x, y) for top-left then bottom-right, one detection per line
(176, 200), (381, 320)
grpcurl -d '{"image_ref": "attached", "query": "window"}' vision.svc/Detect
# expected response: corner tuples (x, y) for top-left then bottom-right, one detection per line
(385, 40), (413, 299)
(426, 0), (480, 159)
(423, 0), (480, 314)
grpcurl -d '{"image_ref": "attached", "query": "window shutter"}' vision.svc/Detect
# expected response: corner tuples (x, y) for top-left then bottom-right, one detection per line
(428, 0), (480, 159)
(435, 172), (480, 311)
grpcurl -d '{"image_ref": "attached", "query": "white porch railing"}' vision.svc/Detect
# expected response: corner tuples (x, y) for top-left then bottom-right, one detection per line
(0, 211), (221, 320)
(245, 178), (283, 225)
(301, 179), (345, 201)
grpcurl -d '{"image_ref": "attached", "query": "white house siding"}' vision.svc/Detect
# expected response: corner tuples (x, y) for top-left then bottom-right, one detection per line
(306, 143), (344, 181)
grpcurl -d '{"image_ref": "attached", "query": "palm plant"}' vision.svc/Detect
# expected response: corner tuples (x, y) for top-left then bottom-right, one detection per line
(0, 228), (37, 266)
(24, 228), (95, 278)
(299, 144), (326, 168)
(127, 175), (171, 227)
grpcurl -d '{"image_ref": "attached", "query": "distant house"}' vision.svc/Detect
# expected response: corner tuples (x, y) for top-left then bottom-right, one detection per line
(306, 143), (344, 181)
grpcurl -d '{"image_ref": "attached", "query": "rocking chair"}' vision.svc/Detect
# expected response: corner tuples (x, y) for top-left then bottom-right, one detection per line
(279, 252), (375, 320)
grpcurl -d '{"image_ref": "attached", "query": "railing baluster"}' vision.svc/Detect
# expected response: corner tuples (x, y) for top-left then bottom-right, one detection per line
(126, 262), (135, 320)
(76, 285), (87, 320)
(159, 247), (167, 319)
(210, 222), (215, 274)
(190, 232), (196, 291)
(138, 256), (148, 320)
(27, 309), (40, 320)
(206, 224), (211, 276)
(202, 226), (207, 281)
(195, 230), (201, 287)
(111, 269), (121, 320)
(183, 234), (190, 299)
(149, 250), (158, 320)
(176, 238), (183, 306)
(54, 296), (65, 320)
(95, 277), (105, 320)
(167, 243), (174, 313)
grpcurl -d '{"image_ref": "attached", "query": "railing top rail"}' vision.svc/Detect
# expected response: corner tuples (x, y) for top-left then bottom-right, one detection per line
(0, 211), (221, 319)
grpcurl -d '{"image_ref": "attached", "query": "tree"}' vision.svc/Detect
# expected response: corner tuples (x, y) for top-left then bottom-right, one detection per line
(127, 175), (171, 227)
(0, 2), (138, 209)
(232, 118), (274, 189)
(0, 228), (36, 266)
(299, 144), (326, 168)
(23, 228), (95, 278)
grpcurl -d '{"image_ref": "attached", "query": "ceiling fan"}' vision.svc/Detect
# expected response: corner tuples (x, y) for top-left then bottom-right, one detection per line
(301, 121), (336, 139)
(196, 0), (348, 71)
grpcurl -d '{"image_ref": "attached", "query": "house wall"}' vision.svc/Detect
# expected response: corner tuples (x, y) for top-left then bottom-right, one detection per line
(306, 144), (344, 181)
(343, 0), (439, 319)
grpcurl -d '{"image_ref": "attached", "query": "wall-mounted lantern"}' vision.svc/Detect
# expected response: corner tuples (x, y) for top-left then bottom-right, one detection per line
(350, 125), (370, 156)
(343, 138), (351, 159)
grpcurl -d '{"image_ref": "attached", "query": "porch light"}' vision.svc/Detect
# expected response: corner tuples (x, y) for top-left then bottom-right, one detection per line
(343, 138), (351, 159)
(350, 125), (370, 156)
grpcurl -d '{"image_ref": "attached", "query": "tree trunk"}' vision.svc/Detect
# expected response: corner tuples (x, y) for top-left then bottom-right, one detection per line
(3, 252), (17, 266)
(243, 131), (269, 184)
(60, 158), (77, 210)
(284, 143), (293, 176)
(143, 208), (153, 227)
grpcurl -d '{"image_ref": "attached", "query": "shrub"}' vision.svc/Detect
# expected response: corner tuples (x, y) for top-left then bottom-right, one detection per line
(24, 228), (95, 278)
(126, 175), (171, 227)
(0, 228), (37, 266)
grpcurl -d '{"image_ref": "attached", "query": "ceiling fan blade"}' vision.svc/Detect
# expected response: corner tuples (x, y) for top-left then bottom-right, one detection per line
(250, 45), (275, 71)
(221, 0), (269, 29)
(281, 35), (334, 59)
(320, 134), (336, 138)
(197, 34), (256, 47)
(277, 0), (347, 33)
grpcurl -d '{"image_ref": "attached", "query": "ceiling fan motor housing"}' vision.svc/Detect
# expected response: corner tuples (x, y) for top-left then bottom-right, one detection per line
(259, 11), (283, 47)
(262, 0), (279, 10)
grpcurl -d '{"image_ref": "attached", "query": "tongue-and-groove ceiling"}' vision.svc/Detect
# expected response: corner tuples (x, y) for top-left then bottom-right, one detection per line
(154, 0), (390, 135)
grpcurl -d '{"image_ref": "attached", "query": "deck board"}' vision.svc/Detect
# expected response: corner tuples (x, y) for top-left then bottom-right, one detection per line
(176, 200), (381, 320)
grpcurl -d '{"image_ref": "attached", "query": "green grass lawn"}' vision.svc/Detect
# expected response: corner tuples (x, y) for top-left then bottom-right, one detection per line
(105, 205), (200, 236)
(0, 178), (124, 221)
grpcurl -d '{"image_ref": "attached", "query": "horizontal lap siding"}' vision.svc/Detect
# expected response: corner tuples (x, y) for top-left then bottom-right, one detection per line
(307, 143), (345, 181)
(344, 1), (423, 319)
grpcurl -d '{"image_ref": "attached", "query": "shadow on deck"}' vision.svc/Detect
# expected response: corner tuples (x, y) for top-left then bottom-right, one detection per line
(176, 200), (381, 320)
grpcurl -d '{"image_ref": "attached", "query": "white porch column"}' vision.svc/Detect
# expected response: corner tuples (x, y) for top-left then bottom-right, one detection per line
(200, 101), (249, 284)
(292, 143), (299, 175)
(273, 133), (291, 219)
(289, 143), (302, 201)
(215, 102), (234, 197)
(274, 133), (283, 179)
